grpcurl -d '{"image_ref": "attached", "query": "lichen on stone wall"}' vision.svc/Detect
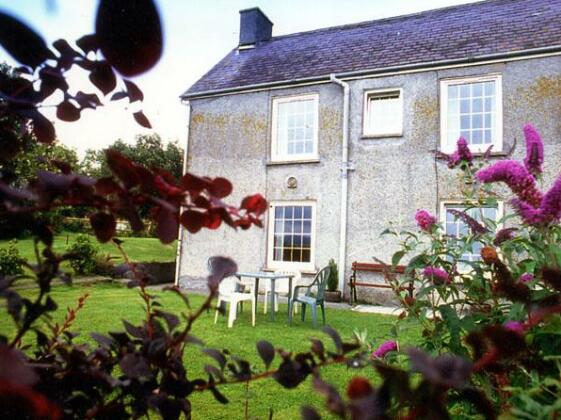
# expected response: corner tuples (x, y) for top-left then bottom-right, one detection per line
(507, 76), (561, 123)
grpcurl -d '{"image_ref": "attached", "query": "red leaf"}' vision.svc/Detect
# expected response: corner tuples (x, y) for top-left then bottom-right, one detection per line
(204, 210), (222, 230)
(52, 39), (77, 70)
(209, 178), (233, 199)
(105, 149), (140, 188)
(89, 61), (116, 95)
(29, 111), (55, 143)
(240, 194), (268, 215)
(74, 91), (102, 109)
(76, 34), (98, 54)
(0, 12), (55, 67)
(95, 0), (163, 77)
(90, 212), (116, 243)
(180, 210), (205, 234)
(181, 173), (209, 196)
(156, 209), (178, 244)
(110, 91), (128, 101)
(56, 101), (81, 122)
(133, 111), (152, 129)
(95, 177), (121, 195)
(124, 79), (144, 102)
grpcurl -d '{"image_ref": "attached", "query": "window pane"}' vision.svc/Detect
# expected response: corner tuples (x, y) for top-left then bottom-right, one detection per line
(447, 79), (498, 149)
(270, 205), (313, 264)
(445, 205), (498, 263)
(365, 91), (402, 135)
(274, 97), (317, 158)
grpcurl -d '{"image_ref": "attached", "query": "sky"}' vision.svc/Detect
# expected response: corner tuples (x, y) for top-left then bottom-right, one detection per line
(0, 0), (480, 157)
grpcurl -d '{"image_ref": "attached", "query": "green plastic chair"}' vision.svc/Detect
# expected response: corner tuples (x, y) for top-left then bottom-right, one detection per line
(288, 266), (331, 328)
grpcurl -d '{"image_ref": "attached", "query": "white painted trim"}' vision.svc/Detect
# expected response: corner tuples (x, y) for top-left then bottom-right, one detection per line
(439, 199), (505, 235)
(266, 200), (317, 271)
(270, 93), (319, 162)
(362, 88), (403, 137)
(182, 49), (561, 100)
(175, 100), (191, 286)
(440, 74), (503, 154)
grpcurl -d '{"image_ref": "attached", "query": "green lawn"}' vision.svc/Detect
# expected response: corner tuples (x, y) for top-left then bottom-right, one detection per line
(1, 233), (177, 264)
(0, 283), (420, 419)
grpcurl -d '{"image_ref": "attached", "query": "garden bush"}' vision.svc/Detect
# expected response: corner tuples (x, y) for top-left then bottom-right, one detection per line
(67, 234), (99, 275)
(0, 240), (25, 275)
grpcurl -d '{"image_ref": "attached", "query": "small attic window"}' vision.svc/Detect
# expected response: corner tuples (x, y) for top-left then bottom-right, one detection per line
(363, 88), (403, 137)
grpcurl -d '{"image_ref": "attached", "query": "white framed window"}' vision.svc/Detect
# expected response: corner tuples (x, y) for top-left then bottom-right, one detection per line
(440, 201), (504, 265)
(363, 88), (403, 137)
(271, 93), (319, 162)
(267, 201), (316, 270)
(440, 75), (502, 153)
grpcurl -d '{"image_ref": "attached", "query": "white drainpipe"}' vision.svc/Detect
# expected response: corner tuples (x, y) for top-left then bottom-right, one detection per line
(329, 74), (351, 294)
(174, 100), (191, 285)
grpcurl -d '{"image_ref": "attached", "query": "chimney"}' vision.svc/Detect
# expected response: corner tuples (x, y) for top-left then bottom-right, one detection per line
(239, 8), (273, 46)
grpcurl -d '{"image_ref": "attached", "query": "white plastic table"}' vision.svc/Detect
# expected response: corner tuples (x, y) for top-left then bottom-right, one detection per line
(235, 271), (294, 321)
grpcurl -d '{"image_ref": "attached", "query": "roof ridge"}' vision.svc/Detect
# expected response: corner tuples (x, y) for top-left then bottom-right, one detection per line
(269, 0), (513, 41)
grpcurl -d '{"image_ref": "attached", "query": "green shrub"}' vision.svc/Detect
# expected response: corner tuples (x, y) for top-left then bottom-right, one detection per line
(0, 240), (25, 275)
(327, 258), (338, 291)
(92, 253), (117, 276)
(67, 234), (99, 275)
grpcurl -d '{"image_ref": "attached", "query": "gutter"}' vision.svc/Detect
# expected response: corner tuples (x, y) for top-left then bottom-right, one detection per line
(329, 74), (351, 294)
(181, 45), (561, 100)
(174, 99), (191, 286)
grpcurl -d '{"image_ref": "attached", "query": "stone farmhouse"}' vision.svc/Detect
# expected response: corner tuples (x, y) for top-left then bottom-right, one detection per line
(176, 0), (561, 302)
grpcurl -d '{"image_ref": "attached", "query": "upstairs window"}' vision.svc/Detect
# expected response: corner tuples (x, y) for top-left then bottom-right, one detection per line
(271, 94), (318, 162)
(440, 75), (502, 153)
(363, 89), (403, 137)
(267, 202), (316, 270)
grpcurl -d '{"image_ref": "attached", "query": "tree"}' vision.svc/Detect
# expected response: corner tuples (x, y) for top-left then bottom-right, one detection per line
(81, 134), (183, 180)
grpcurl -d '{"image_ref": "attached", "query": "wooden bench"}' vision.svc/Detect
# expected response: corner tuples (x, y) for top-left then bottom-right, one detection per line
(348, 262), (413, 305)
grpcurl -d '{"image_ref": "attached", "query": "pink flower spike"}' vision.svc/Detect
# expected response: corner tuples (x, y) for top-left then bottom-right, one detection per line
(523, 124), (544, 178)
(372, 340), (398, 358)
(476, 160), (543, 208)
(415, 209), (437, 232)
(423, 267), (450, 285)
(504, 320), (526, 336)
(519, 273), (534, 283)
(448, 137), (473, 168)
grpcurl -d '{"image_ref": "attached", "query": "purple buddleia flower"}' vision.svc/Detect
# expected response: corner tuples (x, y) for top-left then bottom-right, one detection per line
(493, 228), (517, 245)
(519, 273), (534, 283)
(423, 267), (450, 285)
(415, 209), (437, 232)
(512, 175), (561, 225)
(448, 209), (488, 235)
(372, 340), (398, 358)
(504, 320), (526, 336)
(476, 160), (543, 208)
(448, 137), (473, 168)
(523, 124), (544, 178)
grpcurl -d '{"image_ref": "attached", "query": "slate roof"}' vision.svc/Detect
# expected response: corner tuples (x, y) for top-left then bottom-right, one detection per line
(183, 0), (561, 98)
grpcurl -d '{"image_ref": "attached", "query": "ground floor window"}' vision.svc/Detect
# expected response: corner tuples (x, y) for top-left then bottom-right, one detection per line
(267, 201), (316, 270)
(440, 202), (503, 264)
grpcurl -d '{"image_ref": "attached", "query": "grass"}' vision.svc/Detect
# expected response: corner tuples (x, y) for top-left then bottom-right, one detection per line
(0, 283), (421, 419)
(0, 233), (177, 273)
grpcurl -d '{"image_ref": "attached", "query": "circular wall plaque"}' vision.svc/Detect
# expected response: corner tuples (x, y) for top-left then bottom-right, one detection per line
(286, 176), (297, 189)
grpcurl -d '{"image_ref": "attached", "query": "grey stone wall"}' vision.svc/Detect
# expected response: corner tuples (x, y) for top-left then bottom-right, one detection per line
(178, 55), (561, 303)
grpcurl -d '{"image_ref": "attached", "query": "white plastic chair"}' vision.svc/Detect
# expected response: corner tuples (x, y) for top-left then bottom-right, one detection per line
(214, 277), (256, 328)
(264, 271), (302, 314)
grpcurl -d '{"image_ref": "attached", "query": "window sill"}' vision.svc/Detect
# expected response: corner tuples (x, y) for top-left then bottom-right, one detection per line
(361, 133), (403, 140)
(267, 158), (320, 166)
(439, 150), (506, 157)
